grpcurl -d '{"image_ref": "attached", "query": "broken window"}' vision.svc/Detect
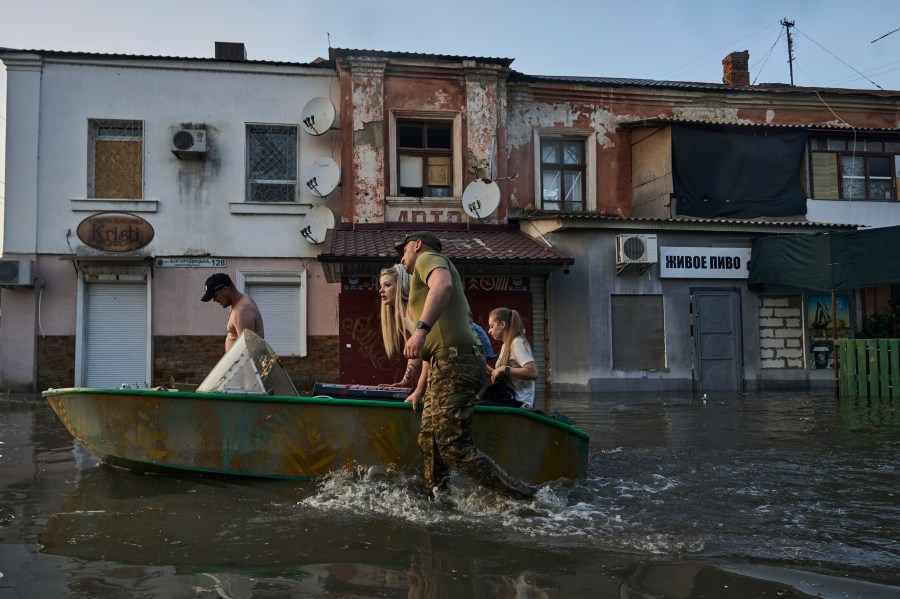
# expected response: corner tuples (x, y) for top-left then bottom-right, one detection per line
(540, 137), (585, 211)
(397, 120), (453, 197)
(88, 120), (143, 199)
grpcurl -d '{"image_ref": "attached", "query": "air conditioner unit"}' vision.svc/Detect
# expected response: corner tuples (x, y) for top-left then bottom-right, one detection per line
(171, 128), (208, 158)
(616, 234), (658, 264)
(0, 260), (34, 287)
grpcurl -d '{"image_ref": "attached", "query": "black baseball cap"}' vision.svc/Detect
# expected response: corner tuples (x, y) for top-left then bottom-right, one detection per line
(201, 273), (233, 302)
(394, 231), (443, 255)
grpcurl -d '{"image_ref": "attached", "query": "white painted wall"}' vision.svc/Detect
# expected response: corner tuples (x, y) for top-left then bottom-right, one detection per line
(806, 198), (900, 229)
(31, 57), (340, 257)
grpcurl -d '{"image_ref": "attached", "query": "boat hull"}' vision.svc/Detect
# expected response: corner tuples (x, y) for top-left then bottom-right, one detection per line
(43, 388), (589, 484)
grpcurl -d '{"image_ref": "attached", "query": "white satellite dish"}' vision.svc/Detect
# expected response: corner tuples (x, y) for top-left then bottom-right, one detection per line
(300, 97), (336, 136)
(303, 157), (341, 198)
(462, 178), (501, 220)
(300, 204), (335, 245)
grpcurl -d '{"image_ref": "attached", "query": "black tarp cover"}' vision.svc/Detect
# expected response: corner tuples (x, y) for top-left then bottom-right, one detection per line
(748, 226), (900, 292)
(672, 125), (808, 218)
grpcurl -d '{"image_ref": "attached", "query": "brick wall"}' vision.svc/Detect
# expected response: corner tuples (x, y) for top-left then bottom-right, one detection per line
(758, 296), (805, 369)
(36, 335), (340, 393)
(153, 335), (340, 394)
(37, 336), (76, 389)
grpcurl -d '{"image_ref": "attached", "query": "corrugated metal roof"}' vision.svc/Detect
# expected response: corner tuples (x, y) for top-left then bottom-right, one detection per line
(617, 116), (900, 132)
(512, 212), (859, 233)
(0, 47), (333, 69)
(328, 47), (514, 67)
(509, 72), (899, 98)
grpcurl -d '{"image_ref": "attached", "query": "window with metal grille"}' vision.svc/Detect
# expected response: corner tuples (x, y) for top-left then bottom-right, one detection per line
(397, 120), (453, 197)
(88, 120), (143, 199)
(611, 294), (666, 370)
(540, 137), (585, 211)
(246, 124), (298, 202)
(809, 136), (899, 201)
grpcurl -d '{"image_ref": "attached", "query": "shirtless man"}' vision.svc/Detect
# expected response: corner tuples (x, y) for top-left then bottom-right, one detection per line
(200, 273), (265, 352)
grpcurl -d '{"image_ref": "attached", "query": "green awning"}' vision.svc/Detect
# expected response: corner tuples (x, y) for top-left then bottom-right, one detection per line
(748, 226), (900, 292)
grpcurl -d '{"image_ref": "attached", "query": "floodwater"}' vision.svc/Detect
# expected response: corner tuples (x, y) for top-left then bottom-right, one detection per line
(1, 390), (898, 599)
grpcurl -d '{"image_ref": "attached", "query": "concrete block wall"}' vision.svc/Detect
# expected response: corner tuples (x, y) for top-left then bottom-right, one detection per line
(758, 296), (805, 369)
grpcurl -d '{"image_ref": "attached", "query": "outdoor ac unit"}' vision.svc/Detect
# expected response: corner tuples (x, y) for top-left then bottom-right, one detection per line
(616, 234), (658, 264)
(171, 128), (207, 157)
(0, 260), (34, 287)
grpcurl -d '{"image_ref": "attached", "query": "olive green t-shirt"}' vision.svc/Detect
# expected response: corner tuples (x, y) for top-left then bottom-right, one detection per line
(409, 251), (478, 360)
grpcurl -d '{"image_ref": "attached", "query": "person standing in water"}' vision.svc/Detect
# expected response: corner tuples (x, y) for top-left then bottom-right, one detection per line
(397, 231), (536, 501)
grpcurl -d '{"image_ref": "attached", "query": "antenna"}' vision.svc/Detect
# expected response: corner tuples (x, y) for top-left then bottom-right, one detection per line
(300, 97), (336, 136)
(781, 18), (795, 85)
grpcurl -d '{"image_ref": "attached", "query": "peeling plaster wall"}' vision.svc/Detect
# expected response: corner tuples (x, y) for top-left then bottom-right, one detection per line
(347, 58), (388, 224)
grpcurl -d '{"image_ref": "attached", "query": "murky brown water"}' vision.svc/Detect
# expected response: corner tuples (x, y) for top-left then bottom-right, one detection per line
(1, 390), (898, 598)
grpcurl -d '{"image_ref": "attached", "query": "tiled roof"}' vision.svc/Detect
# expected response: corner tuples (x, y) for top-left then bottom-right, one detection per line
(318, 228), (573, 282)
(513, 212), (859, 232)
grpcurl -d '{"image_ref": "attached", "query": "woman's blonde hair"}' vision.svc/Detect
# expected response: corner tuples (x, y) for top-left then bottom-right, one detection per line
(380, 264), (411, 357)
(489, 307), (531, 367)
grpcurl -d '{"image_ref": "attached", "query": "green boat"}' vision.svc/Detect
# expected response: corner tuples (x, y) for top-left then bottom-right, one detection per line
(43, 332), (589, 484)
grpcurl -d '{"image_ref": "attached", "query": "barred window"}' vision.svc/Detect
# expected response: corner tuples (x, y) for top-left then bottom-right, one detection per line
(88, 120), (143, 199)
(246, 125), (298, 202)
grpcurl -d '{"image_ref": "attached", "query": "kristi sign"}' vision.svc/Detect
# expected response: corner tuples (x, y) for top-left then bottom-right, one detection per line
(659, 247), (751, 279)
(77, 212), (154, 252)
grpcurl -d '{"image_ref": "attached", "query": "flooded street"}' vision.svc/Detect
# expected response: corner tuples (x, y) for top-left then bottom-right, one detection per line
(1, 390), (898, 598)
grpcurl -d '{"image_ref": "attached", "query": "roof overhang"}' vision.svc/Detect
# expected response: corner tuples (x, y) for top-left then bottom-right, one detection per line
(317, 227), (573, 283)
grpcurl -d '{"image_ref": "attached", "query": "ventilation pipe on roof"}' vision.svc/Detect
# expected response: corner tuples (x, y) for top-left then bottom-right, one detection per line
(215, 42), (247, 61)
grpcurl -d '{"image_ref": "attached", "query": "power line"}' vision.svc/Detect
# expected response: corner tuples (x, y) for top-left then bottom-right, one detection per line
(871, 26), (900, 44)
(751, 28), (785, 85)
(657, 21), (782, 80)
(794, 26), (884, 90)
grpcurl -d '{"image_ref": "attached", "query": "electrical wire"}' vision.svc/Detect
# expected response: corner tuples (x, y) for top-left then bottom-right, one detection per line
(794, 26), (884, 90)
(751, 29), (785, 85)
(657, 21), (782, 80)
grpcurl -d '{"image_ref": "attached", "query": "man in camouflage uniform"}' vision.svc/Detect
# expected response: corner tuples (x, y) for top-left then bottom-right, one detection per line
(397, 231), (536, 500)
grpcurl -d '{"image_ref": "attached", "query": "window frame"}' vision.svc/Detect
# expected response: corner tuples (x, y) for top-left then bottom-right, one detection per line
(245, 123), (299, 203)
(809, 135), (898, 201)
(388, 111), (463, 199)
(87, 119), (144, 200)
(534, 131), (596, 212)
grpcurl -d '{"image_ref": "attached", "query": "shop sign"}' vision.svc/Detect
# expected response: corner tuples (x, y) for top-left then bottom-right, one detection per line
(77, 212), (154, 252)
(659, 247), (751, 279)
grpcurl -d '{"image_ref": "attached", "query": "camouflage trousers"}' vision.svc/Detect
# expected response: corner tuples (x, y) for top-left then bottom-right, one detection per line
(419, 352), (536, 500)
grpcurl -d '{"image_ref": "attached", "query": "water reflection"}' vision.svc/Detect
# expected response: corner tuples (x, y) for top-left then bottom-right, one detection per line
(1, 391), (899, 598)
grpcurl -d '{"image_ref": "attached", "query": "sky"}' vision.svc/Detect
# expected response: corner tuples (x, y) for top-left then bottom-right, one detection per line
(1, 0), (899, 214)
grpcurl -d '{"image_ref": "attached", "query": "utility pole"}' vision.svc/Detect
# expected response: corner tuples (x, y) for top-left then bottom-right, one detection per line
(781, 18), (795, 86)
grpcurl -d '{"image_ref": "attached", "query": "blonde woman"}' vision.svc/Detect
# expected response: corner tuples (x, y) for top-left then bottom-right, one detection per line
(485, 307), (538, 408)
(379, 264), (420, 388)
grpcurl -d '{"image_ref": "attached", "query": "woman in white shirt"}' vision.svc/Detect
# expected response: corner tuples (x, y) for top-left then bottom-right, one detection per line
(485, 307), (538, 408)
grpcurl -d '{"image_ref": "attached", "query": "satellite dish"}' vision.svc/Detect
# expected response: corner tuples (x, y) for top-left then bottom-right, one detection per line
(300, 205), (335, 245)
(303, 157), (341, 198)
(300, 97), (336, 136)
(462, 178), (501, 220)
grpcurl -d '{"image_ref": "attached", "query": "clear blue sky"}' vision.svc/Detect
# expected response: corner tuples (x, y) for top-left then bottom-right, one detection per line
(1, 0), (899, 211)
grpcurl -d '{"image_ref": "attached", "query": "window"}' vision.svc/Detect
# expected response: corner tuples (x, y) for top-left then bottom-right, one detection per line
(246, 125), (298, 202)
(611, 295), (666, 370)
(88, 120), (143, 199)
(397, 120), (453, 197)
(540, 137), (585, 211)
(240, 271), (307, 357)
(809, 136), (899, 201)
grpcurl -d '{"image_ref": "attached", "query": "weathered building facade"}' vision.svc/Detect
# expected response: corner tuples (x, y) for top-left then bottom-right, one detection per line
(2, 45), (898, 394)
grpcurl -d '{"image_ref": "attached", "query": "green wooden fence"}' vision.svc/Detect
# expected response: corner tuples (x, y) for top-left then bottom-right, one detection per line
(837, 339), (900, 399)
